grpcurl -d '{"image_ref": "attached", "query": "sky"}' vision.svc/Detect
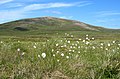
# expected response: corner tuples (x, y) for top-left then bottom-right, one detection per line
(0, 0), (120, 29)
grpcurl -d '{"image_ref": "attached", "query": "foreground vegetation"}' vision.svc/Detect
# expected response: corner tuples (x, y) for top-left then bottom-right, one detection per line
(0, 33), (120, 79)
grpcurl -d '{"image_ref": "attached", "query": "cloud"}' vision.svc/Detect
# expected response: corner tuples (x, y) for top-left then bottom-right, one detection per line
(23, 3), (77, 11)
(77, 1), (92, 7)
(23, 1), (92, 11)
(59, 16), (73, 19)
(95, 11), (120, 17)
(0, 1), (92, 23)
(0, 10), (25, 23)
(44, 10), (62, 14)
(96, 18), (120, 23)
(1, 3), (24, 9)
(0, 0), (13, 5)
(94, 18), (120, 29)
(96, 19), (107, 23)
(7, 3), (24, 8)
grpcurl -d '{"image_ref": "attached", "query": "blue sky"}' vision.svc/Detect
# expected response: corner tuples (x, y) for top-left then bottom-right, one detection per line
(0, 0), (120, 29)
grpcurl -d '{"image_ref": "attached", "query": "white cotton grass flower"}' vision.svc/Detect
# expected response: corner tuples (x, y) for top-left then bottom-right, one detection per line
(33, 45), (36, 48)
(105, 48), (108, 51)
(53, 54), (55, 57)
(92, 46), (95, 49)
(86, 41), (89, 45)
(17, 48), (20, 52)
(22, 52), (25, 55)
(76, 41), (79, 43)
(92, 37), (95, 40)
(78, 46), (80, 48)
(108, 43), (111, 47)
(56, 43), (59, 46)
(86, 34), (88, 37)
(71, 35), (73, 37)
(35, 43), (37, 45)
(75, 44), (78, 46)
(57, 51), (59, 54)
(70, 46), (72, 48)
(41, 53), (46, 58)
(78, 51), (80, 53)
(112, 49), (115, 52)
(61, 53), (64, 57)
(67, 41), (70, 43)
(100, 46), (103, 49)
(60, 40), (63, 42)
(66, 56), (69, 59)
(101, 43), (104, 46)
(112, 41), (115, 43)
(57, 59), (60, 62)
(83, 40), (85, 43)
(38, 54), (40, 58)
(61, 46), (64, 48)
(86, 37), (89, 40)
(64, 44), (67, 47)
(0, 41), (3, 43)
(52, 49), (54, 52)
(72, 50), (75, 52)
(79, 39), (82, 41)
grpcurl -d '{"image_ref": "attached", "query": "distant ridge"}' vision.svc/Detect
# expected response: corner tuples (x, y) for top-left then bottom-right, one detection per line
(0, 16), (119, 35)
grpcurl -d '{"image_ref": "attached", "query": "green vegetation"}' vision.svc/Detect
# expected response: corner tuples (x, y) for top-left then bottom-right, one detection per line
(0, 17), (120, 79)
(0, 34), (120, 79)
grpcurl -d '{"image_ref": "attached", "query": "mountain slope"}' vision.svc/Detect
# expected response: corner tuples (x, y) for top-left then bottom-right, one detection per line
(0, 17), (105, 31)
(0, 16), (118, 36)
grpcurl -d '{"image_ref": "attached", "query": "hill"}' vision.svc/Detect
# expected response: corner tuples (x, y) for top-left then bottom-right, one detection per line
(0, 16), (120, 39)
(0, 17), (106, 33)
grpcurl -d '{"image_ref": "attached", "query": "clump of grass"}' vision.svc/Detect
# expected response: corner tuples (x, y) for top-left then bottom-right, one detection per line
(96, 55), (120, 79)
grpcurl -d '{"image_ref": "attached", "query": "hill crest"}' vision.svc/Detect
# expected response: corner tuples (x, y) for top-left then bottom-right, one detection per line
(0, 16), (105, 32)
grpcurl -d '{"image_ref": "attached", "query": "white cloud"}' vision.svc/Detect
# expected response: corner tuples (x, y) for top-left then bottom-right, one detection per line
(0, 10), (25, 23)
(59, 16), (73, 19)
(96, 18), (120, 23)
(0, 0), (13, 5)
(0, 2), (92, 23)
(23, 3), (76, 11)
(94, 18), (120, 29)
(95, 11), (120, 17)
(76, 1), (92, 7)
(23, 2), (92, 11)
(96, 19), (107, 23)
(44, 10), (62, 14)
(6, 3), (24, 8)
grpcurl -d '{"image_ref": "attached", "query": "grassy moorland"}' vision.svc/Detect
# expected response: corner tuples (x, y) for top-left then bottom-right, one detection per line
(0, 17), (120, 79)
